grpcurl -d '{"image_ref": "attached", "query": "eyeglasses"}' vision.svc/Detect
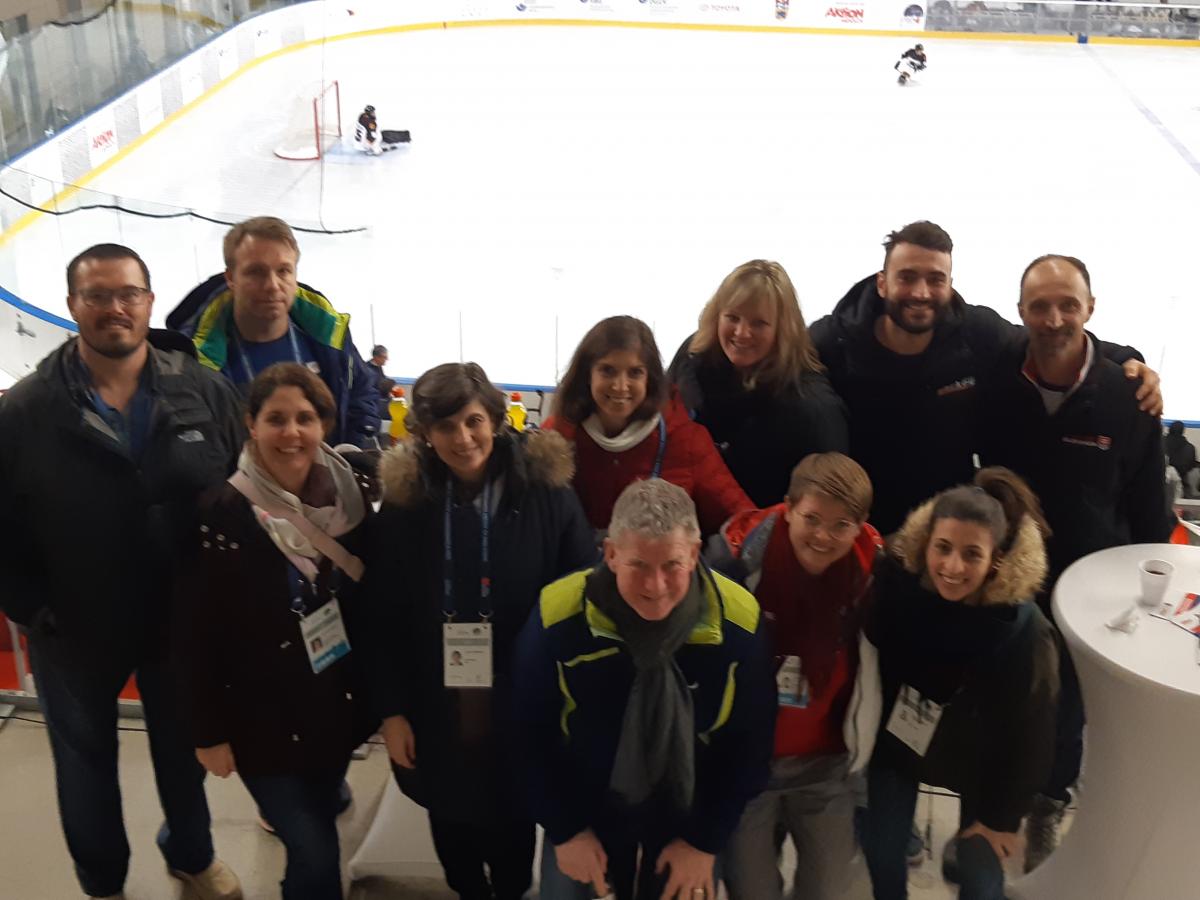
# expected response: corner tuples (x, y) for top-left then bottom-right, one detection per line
(797, 513), (858, 539)
(77, 287), (151, 309)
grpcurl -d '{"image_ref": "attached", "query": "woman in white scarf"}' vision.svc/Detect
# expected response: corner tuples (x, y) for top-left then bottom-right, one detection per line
(175, 363), (372, 900)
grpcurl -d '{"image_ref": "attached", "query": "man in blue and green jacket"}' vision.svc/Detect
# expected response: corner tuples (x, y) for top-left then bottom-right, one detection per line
(166, 216), (380, 447)
(513, 479), (775, 900)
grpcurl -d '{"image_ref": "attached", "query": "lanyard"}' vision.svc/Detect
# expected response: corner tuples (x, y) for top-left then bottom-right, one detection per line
(443, 478), (492, 621)
(650, 416), (667, 480)
(236, 321), (303, 382)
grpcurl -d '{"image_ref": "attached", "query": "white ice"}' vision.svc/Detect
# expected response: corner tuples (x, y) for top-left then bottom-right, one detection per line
(2, 24), (1198, 414)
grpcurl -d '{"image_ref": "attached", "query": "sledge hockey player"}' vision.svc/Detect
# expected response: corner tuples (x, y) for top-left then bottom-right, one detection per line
(355, 104), (382, 155)
(354, 103), (412, 155)
(895, 43), (927, 86)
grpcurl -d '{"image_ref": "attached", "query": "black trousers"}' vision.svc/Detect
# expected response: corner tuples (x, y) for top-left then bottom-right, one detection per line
(428, 814), (536, 900)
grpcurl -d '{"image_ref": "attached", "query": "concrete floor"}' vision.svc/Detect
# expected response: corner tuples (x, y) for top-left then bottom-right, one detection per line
(0, 706), (1039, 899)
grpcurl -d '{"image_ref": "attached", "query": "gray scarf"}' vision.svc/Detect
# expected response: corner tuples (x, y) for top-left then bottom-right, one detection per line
(587, 566), (704, 814)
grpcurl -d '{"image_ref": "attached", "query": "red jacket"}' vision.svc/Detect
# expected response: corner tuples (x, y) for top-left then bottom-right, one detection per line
(545, 391), (754, 535)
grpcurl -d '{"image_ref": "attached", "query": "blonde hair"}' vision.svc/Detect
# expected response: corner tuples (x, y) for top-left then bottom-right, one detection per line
(689, 260), (823, 387)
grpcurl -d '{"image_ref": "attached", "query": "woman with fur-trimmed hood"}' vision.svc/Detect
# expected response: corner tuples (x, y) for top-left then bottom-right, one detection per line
(358, 362), (595, 900)
(858, 468), (1060, 900)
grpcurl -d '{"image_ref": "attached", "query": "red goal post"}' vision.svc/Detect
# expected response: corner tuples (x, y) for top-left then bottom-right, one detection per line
(274, 80), (342, 161)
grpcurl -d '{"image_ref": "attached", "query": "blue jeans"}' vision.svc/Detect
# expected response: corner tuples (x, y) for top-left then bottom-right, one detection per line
(241, 765), (348, 900)
(28, 637), (214, 897)
(862, 763), (1005, 900)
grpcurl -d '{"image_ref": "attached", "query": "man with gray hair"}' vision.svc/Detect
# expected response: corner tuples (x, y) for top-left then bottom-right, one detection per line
(512, 479), (775, 900)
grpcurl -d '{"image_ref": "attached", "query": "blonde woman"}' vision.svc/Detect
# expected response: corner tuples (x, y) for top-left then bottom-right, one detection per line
(669, 260), (847, 508)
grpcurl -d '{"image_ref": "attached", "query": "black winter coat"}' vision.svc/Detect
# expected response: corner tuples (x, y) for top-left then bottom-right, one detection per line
(360, 429), (595, 825)
(866, 503), (1059, 833)
(668, 339), (848, 508)
(0, 333), (242, 661)
(173, 480), (377, 776)
(979, 335), (1173, 585)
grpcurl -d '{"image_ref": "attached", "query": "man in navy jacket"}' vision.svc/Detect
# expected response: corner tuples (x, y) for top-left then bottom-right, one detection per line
(513, 479), (774, 900)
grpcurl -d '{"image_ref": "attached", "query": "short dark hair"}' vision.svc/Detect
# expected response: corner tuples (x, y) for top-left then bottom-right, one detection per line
(882, 221), (953, 268)
(408, 362), (507, 438)
(552, 316), (667, 424)
(246, 362), (337, 437)
(1019, 254), (1092, 295)
(371, 345), (388, 358)
(66, 244), (151, 294)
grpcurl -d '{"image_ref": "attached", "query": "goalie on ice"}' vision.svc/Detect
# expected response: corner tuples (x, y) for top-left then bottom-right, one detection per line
(354, 104), (411, 155)
(894, 43), (926, 85)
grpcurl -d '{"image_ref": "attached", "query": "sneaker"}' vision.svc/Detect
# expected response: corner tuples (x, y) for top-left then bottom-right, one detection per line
(907, 823), (926, 867)
(1023, 794), (1067, 873)
(168, 859), (243, 900)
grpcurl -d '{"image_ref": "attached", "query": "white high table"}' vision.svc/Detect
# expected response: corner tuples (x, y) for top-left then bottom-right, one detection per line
(1011, 543), (1200, 900)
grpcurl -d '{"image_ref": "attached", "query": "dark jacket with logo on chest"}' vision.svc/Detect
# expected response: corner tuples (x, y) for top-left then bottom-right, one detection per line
(173, 479), (378, 776)
(359, 429), (596, 825)
(0, 332), (243, 661)
(866, 501), (1060, 833)
(810, 275), (1142, 536)
(980, 334), (1173, 584)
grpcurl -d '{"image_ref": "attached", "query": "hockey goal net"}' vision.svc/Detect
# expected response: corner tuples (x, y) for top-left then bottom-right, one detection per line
(274, 80), (342, 161)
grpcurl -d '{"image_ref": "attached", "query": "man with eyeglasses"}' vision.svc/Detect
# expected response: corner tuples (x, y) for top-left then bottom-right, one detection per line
(710, 452), (882, 900)
(0, 244), (244, 900)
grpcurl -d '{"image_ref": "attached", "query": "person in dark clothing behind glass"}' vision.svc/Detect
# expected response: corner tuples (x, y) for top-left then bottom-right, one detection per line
(669, 259), (848, 508)
(359, 362), (595, 900)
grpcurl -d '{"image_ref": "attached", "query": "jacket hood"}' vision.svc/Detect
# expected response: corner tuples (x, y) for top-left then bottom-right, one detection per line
(378, 427), (576, 508)
(832, 273), (969, 342)
(889, 498), (1047, 605)
(169, 273), (352, 373)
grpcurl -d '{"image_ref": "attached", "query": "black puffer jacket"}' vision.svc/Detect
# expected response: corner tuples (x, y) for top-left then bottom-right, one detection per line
(359, 429), (596, 824)
(0, 332), (243, 659)
(865, 500), (1059, 833)
(668, 339), (848, 508)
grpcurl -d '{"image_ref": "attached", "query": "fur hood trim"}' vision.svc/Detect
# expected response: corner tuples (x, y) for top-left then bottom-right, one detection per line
(378, 428), (575, 508)
(890, 498), (1047, 606)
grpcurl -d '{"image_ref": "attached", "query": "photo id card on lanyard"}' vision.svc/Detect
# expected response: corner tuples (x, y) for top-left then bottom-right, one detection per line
(885, 684), (944, 757)
(442, 478), (494, 689)
(776, 655), (810, 709)
(299, 599), (351, 675)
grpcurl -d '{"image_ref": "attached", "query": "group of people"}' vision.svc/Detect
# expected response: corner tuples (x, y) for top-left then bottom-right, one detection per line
(0, 215), (1179, 900)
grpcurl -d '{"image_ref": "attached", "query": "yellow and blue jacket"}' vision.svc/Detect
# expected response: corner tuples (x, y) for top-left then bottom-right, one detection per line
(511, 565), (775, 854)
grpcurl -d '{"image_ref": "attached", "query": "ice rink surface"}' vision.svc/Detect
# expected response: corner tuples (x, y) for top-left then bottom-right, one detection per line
(2, 22), (1197, 414)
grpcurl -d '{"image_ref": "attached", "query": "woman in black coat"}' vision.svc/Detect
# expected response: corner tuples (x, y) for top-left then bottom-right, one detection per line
(360, 362), (595, 900)
(669, 259), (848, 508)
(176, 363), (376, 900)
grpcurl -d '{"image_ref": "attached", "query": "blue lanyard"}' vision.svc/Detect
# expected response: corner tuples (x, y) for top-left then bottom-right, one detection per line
(236, 321), (303, 382)
(650, 416), (667, 480)
(443, 478), (492, 621)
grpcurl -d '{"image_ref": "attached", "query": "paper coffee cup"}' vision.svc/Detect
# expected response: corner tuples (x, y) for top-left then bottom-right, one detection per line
(1138, 559), (1174, 608)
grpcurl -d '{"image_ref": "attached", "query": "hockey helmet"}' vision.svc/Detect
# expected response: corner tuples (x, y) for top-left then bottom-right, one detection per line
(364, 105), (375, 114)
(915, 43), (924, 50)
